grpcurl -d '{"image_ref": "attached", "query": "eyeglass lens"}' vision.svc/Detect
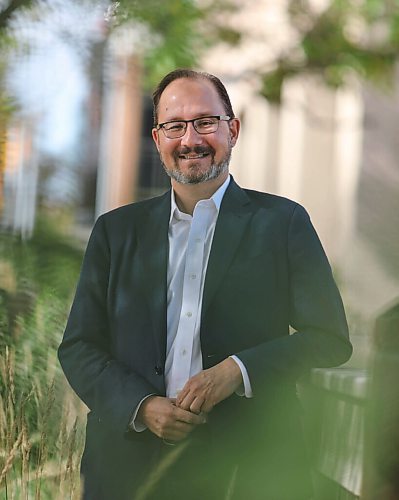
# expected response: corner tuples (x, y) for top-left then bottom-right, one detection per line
(163, 117), (220, 138)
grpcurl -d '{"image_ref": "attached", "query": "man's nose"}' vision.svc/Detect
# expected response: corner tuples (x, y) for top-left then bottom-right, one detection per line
(180, 121), (203, 147)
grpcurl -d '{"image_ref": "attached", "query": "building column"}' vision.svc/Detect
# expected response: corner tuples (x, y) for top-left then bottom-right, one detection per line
(95, 30), (142, 217)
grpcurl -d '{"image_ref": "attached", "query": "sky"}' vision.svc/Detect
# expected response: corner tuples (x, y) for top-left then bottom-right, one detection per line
(6, 0), (107, 158)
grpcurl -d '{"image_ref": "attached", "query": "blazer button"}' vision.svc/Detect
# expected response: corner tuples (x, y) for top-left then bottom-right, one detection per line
(155, 365), (163, 376)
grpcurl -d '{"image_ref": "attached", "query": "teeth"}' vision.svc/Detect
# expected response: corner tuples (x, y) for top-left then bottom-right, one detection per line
(181, 153), (206, 159)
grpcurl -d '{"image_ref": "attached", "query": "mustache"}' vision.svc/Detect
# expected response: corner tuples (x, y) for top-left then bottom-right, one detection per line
(173, 145), (215, 158)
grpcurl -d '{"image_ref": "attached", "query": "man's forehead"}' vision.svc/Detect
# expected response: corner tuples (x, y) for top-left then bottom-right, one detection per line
(158, 77), (224, 118)
(161, 76), (215, 96)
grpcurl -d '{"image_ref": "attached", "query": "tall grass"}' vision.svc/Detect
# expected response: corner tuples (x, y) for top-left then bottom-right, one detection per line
(0, 213), (86, 499)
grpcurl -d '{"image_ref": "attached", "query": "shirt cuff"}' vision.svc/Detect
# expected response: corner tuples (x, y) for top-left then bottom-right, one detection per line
(129, 394), (156, 432)
(230, 355), (253, 398)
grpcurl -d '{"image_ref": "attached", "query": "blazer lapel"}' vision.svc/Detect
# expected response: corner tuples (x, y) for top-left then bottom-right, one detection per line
(135, 180), (252, 365)
(202, 179), (253, 317)
(137, 191), (170, 367)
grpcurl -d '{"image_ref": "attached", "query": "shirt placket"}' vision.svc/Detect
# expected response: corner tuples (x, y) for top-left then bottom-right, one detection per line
(168, 203), (211, 398)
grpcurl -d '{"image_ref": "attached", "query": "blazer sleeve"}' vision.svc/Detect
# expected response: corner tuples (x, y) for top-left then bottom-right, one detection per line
(58, 216), (159, 433)
(236, 203), (352, 394)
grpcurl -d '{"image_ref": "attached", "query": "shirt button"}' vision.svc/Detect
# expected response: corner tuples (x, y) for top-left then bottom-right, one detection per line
(191, 274), (197, 279)
(186, 312), (192, 317)
(182, 349), (187, 356)
(195, 238), (201, 243)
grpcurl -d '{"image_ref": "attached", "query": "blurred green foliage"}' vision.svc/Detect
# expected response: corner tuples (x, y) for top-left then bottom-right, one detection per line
(115, 0), (239, 90)
(0, 211), (83, 393)
(0, 0), (35, 31)
(261, 0), (399, 102)
(0, 213), (85, 497)
(1, 0), (398, 106)
(0, 2), (23, 137)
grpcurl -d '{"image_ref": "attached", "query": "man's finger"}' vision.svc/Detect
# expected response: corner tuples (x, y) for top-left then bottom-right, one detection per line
(174, 406), (206, 425)
(162, 420), (200, 441)
(201, 399), (215, 413)
(189, 396), (204, 415)
(176, 387), (189, 407)
(177, 393), (195, 412)
(173, 420), (196, 434)
(162, 430), (186, 442)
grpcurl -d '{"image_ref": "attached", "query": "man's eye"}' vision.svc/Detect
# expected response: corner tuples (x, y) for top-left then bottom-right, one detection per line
(165, 123), (184, 131)
(196, 119), (215, 128)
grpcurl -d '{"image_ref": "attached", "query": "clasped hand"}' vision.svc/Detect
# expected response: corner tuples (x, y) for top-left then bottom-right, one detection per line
(138, 358), (243, 442)
(137, 396), (206, 442)
(176, 357), (243, 414)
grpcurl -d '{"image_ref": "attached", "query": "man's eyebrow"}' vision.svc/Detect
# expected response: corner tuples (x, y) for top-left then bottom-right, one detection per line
(161, 113), (218, 122)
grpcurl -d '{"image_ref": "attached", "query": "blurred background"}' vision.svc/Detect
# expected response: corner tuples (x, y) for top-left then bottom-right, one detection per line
(0, 0), (398, 498)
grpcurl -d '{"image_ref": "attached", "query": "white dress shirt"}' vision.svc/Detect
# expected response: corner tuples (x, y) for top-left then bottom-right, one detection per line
(165, 175), (252, 398)
(132, 175), (252, 430)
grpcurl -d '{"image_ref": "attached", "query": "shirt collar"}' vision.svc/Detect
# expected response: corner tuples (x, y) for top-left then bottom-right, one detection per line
(169, 175), (231, 223)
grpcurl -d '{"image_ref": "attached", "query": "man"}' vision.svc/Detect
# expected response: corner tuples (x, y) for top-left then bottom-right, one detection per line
(58, 69), (352, 500)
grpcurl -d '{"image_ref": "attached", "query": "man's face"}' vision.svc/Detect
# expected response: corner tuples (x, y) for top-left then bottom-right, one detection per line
(152, 78), (240, 185)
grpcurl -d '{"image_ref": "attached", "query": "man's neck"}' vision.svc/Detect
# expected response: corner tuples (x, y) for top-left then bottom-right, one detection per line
(171, 172), (229, 215)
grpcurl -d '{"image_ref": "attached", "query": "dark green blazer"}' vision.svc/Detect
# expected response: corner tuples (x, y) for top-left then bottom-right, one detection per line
(58, 178), (352, 499)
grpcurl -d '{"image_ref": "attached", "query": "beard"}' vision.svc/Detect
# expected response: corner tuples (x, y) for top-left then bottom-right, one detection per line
(160, 144), (232, 185)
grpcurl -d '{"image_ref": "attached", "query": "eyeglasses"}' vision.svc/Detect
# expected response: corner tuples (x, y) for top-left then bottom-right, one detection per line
(156, 115), (231, 139)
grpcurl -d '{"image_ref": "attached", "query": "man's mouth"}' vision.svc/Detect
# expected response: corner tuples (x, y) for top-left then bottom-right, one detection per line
(174, 146), (214, 162)
(178, 152), (210, 160)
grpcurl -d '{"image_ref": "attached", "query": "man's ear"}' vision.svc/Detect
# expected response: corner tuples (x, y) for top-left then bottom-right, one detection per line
(229, 118), (240, 147)
(152, 128), (161, 152)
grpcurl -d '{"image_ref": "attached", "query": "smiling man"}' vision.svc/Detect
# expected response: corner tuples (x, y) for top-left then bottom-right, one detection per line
(58, 69), (352, 499)
(153, 76), (236, 188)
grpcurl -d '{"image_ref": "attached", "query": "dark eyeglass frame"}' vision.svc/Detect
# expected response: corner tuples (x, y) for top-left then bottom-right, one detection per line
(155, 115), (231, 138)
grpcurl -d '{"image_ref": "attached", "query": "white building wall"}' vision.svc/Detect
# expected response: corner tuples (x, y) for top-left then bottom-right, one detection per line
(215, 72), (364, 265)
